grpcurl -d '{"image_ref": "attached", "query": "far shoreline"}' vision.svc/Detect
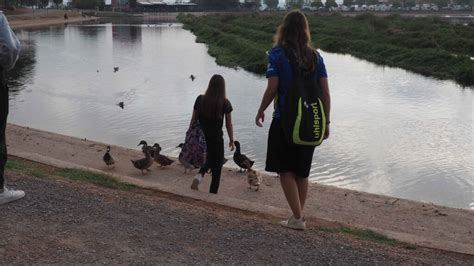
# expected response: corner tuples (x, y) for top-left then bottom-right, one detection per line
(6, 8), (472, 30)
(6, 9), (98, 30)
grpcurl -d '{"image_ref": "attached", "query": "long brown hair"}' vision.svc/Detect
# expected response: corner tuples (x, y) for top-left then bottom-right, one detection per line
(274, 10), (316, 72)
(200, 74), (226, 120)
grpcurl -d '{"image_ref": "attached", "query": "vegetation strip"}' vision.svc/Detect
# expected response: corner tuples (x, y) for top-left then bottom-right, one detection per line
(179, 13), (474, 87)
(316, 225), (416, 249)
(6, 158), (137, 190)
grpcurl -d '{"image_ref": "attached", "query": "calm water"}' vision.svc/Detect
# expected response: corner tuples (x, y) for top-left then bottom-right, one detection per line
(8, 20), (473, 210)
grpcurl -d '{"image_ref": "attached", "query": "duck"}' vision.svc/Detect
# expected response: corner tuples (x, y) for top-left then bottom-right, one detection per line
(103, 145), (115, 168)
(114, 66), (119, 73)
(233, 141), (254, 172)
(153, 143), (174, 168)
(118, 102), (124, 109)
(189, 74), (196, 82)
(138, 140), (155, 158)
(131, 146), (153, 174)
(152, 143), (162, 154)
(176, 143), (198, 173)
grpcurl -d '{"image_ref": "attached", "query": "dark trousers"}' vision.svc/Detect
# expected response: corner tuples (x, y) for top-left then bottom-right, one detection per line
(199, 137), (224, 194)
(0, 81), (8, 189)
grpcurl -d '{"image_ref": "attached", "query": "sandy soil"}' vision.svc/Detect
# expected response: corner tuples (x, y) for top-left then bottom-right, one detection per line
(2, 169), (473, 264)
(6, 9), (97, 30)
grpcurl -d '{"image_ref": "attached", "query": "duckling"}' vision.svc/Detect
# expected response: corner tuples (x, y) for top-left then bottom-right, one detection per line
(153, 143), (174, 168)
(233, 141), (254, 172)
(114, 66), (119, 73)
(103, 145), (115, 168)
(189, 74), (196, 82)
(138, 140), (155, 158)
(247, 166), (262, 191)
(131, 146), (153, 174)
(176, 143), (198, 173)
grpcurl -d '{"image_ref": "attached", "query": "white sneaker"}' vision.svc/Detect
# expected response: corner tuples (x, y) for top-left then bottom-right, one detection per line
(280, 215), (306, 230)
(0, 187), (25, 205)
(191, 175), (201, 190)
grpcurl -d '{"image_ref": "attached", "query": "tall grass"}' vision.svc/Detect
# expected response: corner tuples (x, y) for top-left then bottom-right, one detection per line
(179, 13), (474, 87)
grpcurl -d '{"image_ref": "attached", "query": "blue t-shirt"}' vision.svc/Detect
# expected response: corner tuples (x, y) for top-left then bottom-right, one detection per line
(266, 46), (328, 119)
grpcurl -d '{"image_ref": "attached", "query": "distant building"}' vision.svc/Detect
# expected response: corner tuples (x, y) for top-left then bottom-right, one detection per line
(135, 0), (197, 11)
(111, 0), (130, 9)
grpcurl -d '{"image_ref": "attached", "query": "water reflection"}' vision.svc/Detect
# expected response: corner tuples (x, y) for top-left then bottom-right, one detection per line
(76, 23), (103, 38)
(112, 24), (142, 43)
(7, 20), (474, 210)
(6, 34), (36, 98)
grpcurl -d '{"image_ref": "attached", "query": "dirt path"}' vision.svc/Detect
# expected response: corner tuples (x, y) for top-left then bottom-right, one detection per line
(2, 171), (473, 264)
(6, 124), (474, 255)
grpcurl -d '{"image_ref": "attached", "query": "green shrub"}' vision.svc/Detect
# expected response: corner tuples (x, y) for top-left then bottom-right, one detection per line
(355, 13), (375, 20)
(455, 63), (474, 87)
(367, 16), (389, 31)
(178, 13), (474, 86)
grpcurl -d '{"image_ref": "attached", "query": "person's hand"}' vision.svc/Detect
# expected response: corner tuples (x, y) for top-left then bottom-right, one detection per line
(324, 124), (330, 139)
(255, 111), (265, 127)
(229, 140), (235, 151)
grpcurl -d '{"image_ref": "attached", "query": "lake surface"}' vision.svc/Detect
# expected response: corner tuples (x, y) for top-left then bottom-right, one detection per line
(8, 19), (473, 210)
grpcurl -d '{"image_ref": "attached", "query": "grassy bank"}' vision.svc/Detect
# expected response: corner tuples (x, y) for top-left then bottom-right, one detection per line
(178, 13), (474, 87)
(6, 158), (136, 190)
(316, 225), (416, 249)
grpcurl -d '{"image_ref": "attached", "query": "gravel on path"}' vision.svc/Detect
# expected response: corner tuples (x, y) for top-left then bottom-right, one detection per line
(1, 172), (473, 264)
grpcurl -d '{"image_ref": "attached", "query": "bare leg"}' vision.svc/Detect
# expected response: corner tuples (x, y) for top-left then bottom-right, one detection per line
(279, 172), (302, 219)
(295, 177), (308, 211)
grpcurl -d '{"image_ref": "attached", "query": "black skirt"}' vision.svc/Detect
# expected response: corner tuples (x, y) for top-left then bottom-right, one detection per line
(265, 119), (315, 178)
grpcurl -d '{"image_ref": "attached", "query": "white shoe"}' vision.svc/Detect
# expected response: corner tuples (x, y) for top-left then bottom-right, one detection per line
(191, 175), (201, 190)
(280, 215), (306, 230)
(0, 187), (25, 205)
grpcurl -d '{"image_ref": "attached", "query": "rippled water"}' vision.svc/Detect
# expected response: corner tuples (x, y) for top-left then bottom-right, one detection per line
(8, 20), (473, 209)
